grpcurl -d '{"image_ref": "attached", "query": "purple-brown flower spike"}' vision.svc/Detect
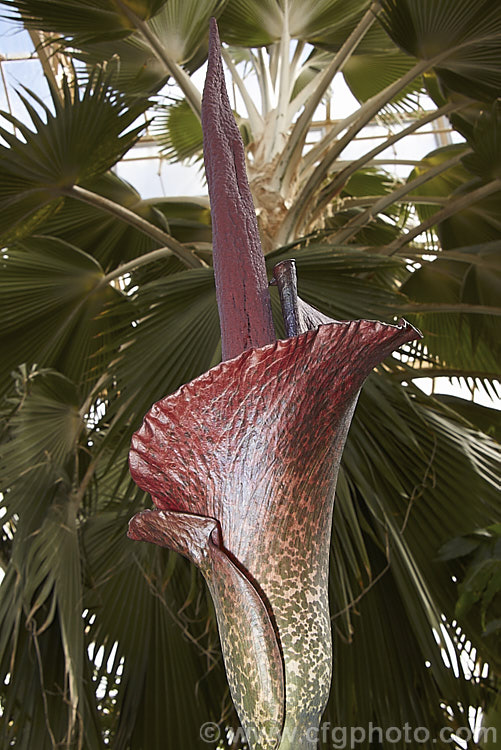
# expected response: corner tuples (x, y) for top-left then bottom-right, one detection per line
(202, 18), (275, 361)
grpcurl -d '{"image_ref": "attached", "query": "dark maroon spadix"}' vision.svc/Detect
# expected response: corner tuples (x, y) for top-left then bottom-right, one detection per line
(128, 18), (422, 750)
(202, 17), (275, 361)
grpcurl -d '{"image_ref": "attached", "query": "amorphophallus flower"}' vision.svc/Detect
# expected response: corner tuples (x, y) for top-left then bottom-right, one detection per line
(128, 19), (422, 750)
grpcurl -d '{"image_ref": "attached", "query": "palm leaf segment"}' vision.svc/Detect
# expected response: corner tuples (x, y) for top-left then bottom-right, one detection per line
(379, 0), (501, 101)
(0, 68), (148, 244)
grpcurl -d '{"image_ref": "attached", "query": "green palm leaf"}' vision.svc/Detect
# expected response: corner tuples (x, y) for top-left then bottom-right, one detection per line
(1, 0), (166, 42)
(0, 370), (82, 496)
(404, 143), (501, 251)
(398, 141), (501, 373)
(74, 35), (169, 96)
(343, 48), (419, 107)
(0, 585), (103, 749)
(461, 101), (501, 182)
(147, 0), (227, 66)
(0, 70), (148, 244)
(0, 370), (103, 747)
(433, 395), (501, 443)
(40, 171), (171, 271)
(154, 98), (204, 162)
(151, 196), (212, 245)
(0, 236), (130, 396)
(219, 0), (371, 47)
(379, 0), (501, 101)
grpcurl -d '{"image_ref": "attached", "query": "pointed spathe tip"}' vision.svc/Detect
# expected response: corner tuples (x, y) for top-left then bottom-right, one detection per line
(395, 317), (423, 340)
